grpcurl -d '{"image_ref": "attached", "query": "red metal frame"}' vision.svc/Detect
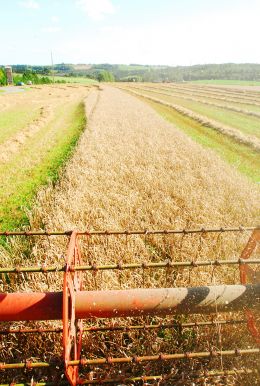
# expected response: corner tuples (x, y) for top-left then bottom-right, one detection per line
(0, 285), (259, 322)
(0, 228), (259, 385)
(63, 231), (83, 386)
(239, 229), (260, 345)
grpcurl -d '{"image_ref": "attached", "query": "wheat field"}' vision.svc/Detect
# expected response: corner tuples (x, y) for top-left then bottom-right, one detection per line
(0, 86), (259, 385)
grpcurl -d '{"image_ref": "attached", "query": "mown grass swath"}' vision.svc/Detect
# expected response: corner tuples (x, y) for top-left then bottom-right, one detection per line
(126, 84), (260, 132)
(130, 86), (260, 137)
(133, 83), (260, 112)
(119, 85), (260, 182)
(129, 84), (260, 116)
(145, 98), (260, 182)
(191, 79), (260, 86)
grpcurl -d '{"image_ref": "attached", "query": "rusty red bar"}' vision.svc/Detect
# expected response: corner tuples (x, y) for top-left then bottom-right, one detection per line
(73, 348), (260, 366)
(0, 225), (258, 237)
(0, 284), (259, 321)
(0, 292), (62, 321)
(1, 258), (259, 274)
(0, 349), (258, 370)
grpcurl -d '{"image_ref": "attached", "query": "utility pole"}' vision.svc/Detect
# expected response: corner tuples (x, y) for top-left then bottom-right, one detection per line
(51, 51), (54, 83)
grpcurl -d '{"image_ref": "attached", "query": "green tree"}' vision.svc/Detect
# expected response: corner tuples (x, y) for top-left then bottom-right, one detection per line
(97, 70), (115, 82)
(0, 68), (7, 86)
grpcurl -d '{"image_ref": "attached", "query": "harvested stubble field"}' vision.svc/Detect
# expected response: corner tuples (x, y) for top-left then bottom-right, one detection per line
(0, 85), (259, 385)
(191, 79), (260, 87)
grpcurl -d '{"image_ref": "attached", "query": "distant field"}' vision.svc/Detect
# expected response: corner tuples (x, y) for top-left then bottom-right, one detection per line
(118, 83), (260, 182)
(191, 79), (260, 86)
(52, 75), (97, 84)
(0, 85), (89, 230)
(117, 64), (151, 71)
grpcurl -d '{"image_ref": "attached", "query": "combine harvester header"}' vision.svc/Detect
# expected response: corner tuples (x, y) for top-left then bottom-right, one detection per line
(0, 227), (259, 385)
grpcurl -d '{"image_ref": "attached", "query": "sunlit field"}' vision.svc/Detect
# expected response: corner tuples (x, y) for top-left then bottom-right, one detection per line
(1, 84), (259, 384)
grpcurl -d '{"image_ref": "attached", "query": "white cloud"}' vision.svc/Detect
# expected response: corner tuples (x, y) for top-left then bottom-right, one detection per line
(77, 0), (115, 21)
(19, 0), (39, 9)
(15, 0), (259, 65)
(53, 2), (253, 64)
(42, 26), (61, 33)
(51, 16), (59, 23)
(55, 3), (260, 66)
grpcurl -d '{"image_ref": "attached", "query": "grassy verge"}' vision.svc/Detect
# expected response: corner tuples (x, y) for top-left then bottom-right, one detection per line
(0, 102), (86, 231)
(190, 79), (260, 86)
(142, 97), (260, 183)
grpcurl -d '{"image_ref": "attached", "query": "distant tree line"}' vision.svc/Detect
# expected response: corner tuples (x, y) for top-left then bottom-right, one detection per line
(114, 63), (260, 82)
(72, 63), (260, 82)
(13, 70), (53, 85)
(0, 67), (66, 85)
(10, 64), (115, 82)
(3, 63), (260, 83)
(12, 64), (52, 75)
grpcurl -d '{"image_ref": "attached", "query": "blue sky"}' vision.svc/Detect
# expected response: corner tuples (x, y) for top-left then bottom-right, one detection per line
(1, 0), (260, 65)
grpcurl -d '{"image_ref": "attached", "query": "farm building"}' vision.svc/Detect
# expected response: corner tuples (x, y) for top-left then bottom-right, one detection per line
(5, 65), (13, 84)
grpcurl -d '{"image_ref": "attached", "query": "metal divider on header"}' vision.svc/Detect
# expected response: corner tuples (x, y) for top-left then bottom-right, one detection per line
(63, 231), (84, 385)
(239, 228), (260, 345)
